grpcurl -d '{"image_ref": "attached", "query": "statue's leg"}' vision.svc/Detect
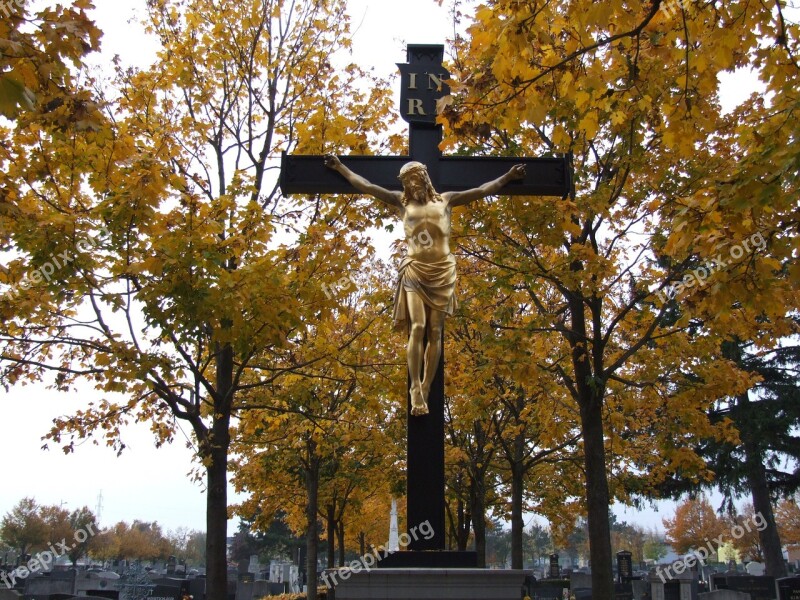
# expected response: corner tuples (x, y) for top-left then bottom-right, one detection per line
(405, 290), (428, 416)
(420, 308), (445, 403)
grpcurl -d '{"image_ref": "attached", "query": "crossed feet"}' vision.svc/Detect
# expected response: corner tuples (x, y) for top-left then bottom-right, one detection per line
(410, 384), (430, 416)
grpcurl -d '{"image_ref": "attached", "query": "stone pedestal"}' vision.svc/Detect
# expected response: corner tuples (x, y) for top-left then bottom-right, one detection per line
(329, 568), (526, 600)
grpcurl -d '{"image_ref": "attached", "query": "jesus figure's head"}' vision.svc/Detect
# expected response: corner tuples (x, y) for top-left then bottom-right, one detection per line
(398, 162), (438, 205)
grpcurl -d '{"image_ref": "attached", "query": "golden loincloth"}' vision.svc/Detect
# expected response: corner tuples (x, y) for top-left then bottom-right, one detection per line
(393, 254), (458, 330)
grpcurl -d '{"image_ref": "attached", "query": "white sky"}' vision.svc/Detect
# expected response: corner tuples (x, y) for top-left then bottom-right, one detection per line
(0, 0), (764, 540)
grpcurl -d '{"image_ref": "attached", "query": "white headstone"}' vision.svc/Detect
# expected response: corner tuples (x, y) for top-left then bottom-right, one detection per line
(248, 554), (260, 574)
(745, 561), (765, 576)
(389, 498), (399, 552)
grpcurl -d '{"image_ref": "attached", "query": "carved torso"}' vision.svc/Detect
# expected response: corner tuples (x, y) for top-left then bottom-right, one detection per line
(401, 194), (451, 262)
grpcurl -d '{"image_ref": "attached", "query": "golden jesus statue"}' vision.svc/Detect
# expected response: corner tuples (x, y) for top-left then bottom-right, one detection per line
(325, 155), (526, 416)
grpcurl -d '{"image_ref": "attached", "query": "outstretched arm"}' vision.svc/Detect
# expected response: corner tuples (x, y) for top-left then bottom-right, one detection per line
(446, 164), (526, 207)
(324, 154), (403, 209)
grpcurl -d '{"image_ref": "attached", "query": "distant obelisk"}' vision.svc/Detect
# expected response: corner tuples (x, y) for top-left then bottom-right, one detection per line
(389, 498), (399, 552)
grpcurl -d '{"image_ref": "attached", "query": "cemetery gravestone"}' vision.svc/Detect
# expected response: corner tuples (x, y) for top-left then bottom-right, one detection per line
(189, 576), (206, 600)
(247, 555), (260, 575)
(118, 565), (155, 600)
(699, 592), (752, 600)
(778, 577), (800, 600)
(650, 570), (696, 600)
(717, 575), (776, 600)
(632, 578), (650, 600)
(618, 551), (634, 582)
(148, 583), (183, 600)
(571, 571), (593, 591)
(166, 556), (177, 576)
(528, 581), (567, 599)
(615, 581), (634, 600)
(550, 554), (561, 579)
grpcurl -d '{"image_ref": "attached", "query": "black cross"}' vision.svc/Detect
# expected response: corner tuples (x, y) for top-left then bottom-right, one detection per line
(280, 44), (571, 559)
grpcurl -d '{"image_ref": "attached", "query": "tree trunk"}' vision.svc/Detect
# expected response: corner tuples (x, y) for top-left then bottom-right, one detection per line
(305, 451), (320, 600)
(206, 447), (229, 600)
(470, 478), (486, 567)
(206, 342), (232, 600)
(567, 285), (613, 598)
(457, 496), (471, 551)
(510, 435), (525, 570)
(740, 394), (787, 577)
(749, 470), (785, 577)
(358, 532), (366, 558)
(326, 504), (335, 570)
(581, 397), (614, 598)
(337, 519), (345, 567)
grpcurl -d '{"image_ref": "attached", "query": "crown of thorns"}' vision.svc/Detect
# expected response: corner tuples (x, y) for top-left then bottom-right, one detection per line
(398, 162), (428, 179)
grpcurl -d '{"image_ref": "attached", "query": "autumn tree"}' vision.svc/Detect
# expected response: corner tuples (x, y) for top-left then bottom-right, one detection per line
(0, 1), (397, 598)
(729, 504), (767, 563)
(776, 498), (800, 548)
(0, 499), (48, 557)
(611, 520), (646, 563)
(441, 0), (800, 596)
(444, 382), (502, 567)
(444, 258), (582, 568)
(0, 500), (98, 564)
(0, 0), (101, 121)
(643, 528), (668, 563)
(166, 527), (206, 567)
(109, 521), (173, 562)
(67, 507), (99, 565)
(233, 262), (402, 592)
(660, 335), (800, 576)
(663, 496), (729, 556)
(524, 523), (552, 567)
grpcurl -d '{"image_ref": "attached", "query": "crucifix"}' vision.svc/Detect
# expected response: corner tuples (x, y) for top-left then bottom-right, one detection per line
(280, 44), (571, 559)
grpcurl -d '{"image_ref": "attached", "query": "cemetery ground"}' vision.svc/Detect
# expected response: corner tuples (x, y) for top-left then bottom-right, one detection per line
(3, 538), (800, 600)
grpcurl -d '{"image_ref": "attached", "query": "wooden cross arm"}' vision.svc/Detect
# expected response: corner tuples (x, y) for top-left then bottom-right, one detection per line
(279, 152), (572, 197)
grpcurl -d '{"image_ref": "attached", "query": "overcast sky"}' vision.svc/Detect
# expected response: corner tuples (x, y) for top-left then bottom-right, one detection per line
(1, 0), (764, 539)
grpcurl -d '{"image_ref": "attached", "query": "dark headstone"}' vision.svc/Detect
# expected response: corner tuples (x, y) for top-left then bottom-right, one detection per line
(615, 581), (633, 600)
(717, 575), (776, 600)
(778, 577), (800, 600)
(618, 551), (633, 583)
(166, 556), (177, 577)
(574, 588), (593, 600)
(151, 578), (190, 595)
(664, 580), (681, 600)
(377, 551), (477, 568)
(530, 585), (565, 599)
(188, 576), (205, 600)
(147, 585), (182, 600)
(85, 592), (116, 600)
(550, 554), (561, 579)
(523, 577), (570, 600)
